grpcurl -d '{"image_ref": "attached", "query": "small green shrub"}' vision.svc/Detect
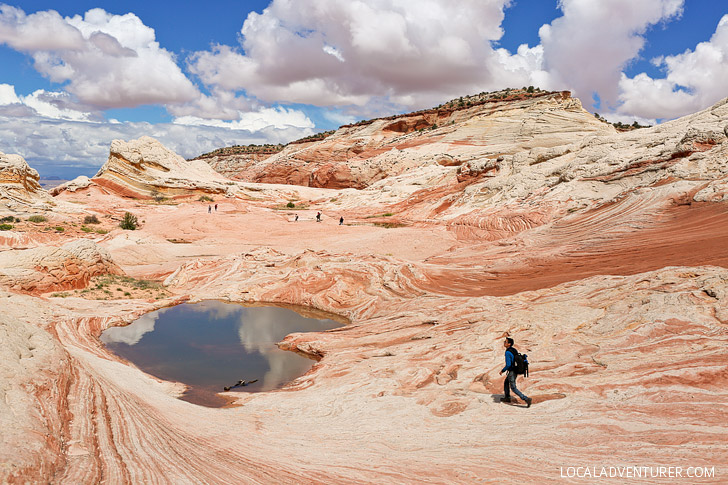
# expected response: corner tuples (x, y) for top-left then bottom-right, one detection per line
(83, 214), (100, 224)
(28, 215), (47, 223)
(0, 224), (13, 231)
(81, 226), (92, 233)
(286, 201), (295, 208)
(95, 228), (108, 235)
(0, 216), (15, 223)
(372, 222), (406, 229)
(55, 226), (64, 232)
(198, 195), (214, 202)
(120, 212), (138, 230)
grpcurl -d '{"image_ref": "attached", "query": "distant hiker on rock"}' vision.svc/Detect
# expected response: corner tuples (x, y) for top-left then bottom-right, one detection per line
(500, 337), (532, 407)
(208, 205), (211, 214)
(295, 214), (299, 222)
(339, 216), (344, 225)
(316, 211), (321, 222)
(214, 203), (218, 211)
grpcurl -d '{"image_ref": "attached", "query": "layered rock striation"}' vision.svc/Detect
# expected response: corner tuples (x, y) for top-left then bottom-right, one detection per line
(92, 136), (234, 199)
(0, 239), (122, 294)
(205, 90), (615, 189)
(1, 94), (728, 483)
(0, 151), (53, 210)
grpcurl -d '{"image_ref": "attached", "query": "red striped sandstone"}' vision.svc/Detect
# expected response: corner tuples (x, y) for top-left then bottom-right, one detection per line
(1, 94), (727, 483)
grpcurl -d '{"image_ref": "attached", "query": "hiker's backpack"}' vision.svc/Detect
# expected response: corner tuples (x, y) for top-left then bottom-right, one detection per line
(508, 348), (529, 377)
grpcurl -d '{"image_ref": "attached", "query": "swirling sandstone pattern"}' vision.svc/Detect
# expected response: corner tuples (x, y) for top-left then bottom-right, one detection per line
(1, 95), (728, 483)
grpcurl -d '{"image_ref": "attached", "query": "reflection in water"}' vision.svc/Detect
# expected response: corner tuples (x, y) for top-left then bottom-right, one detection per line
(101, 301), (342, 407)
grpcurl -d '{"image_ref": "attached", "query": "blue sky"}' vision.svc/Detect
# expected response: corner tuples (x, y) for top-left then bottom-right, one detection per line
(0, 0), (726, 178)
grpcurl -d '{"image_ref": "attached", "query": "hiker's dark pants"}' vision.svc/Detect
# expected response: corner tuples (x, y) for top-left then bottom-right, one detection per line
(504, 371), (528, 401)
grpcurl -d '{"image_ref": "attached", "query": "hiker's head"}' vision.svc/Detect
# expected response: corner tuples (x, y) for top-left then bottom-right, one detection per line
(504, 337), (514, 348)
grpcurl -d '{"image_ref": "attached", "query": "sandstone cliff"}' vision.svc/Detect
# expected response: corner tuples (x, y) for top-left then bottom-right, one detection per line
(200, 151), (277, 180)
(205, 90), (615, 189)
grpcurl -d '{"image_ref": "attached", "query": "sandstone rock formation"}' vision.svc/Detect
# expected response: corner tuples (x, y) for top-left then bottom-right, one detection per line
(0, 239), (122, 294)
(0, 151), (53, 210)
(205, 90), (615, 189)
(93, 136), (234, 199)
(1, 94), (727, 483)
(49, 175), (92, 196)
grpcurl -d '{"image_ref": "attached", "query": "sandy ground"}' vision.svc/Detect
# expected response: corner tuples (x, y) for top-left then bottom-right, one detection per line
(2, 186), (726, 483)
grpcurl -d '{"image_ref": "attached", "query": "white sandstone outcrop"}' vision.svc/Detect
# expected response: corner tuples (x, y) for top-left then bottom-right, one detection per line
(94, 136), (235, 198)
(0, 239), (122, 294)
(49, 175), (93, 196)
(0, 151), (53, 210)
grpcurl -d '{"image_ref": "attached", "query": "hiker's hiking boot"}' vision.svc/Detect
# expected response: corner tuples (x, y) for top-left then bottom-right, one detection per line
(525, 397), (532, 408)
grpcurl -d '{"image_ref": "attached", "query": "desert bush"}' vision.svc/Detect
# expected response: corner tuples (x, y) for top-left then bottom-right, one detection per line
(0, 216), (15, 223)
(81, 226), (93, 233)
(55, 226), (64, 232)
(198, 195), (214, 202)
(372, 222), (406, 229)
(28, 215), (46, 223)
(0, 223), (13, 231)
(83, 214), (100, 224)
(120, 212), (138, 230)
(286, 201), (295, 208)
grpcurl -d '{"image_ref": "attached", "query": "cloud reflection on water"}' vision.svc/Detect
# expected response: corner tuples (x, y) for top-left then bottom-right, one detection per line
(100, 308), (167, 346)
(99, 301), (340, 402)
(235, 306), (319, 389)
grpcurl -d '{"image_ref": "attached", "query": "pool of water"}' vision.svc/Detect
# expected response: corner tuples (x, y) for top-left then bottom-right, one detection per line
(100, 301), (343, 407)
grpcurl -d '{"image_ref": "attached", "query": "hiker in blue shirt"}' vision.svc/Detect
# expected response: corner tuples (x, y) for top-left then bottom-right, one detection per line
(499, 337), (532, 407)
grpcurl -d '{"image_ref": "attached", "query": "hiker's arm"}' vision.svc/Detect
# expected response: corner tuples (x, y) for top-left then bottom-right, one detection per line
(501, 351), (512, 374)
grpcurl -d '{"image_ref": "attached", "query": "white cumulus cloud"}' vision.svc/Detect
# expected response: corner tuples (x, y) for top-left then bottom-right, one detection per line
(617, 14), (728, 120)
(0, 6), (199, 108)
(0, 110), (314, 176)
(0, 83), (20, 104)
(188, 0), (514, 109)
(174, 106), (314, 132)
(538, 0), (684, 105)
